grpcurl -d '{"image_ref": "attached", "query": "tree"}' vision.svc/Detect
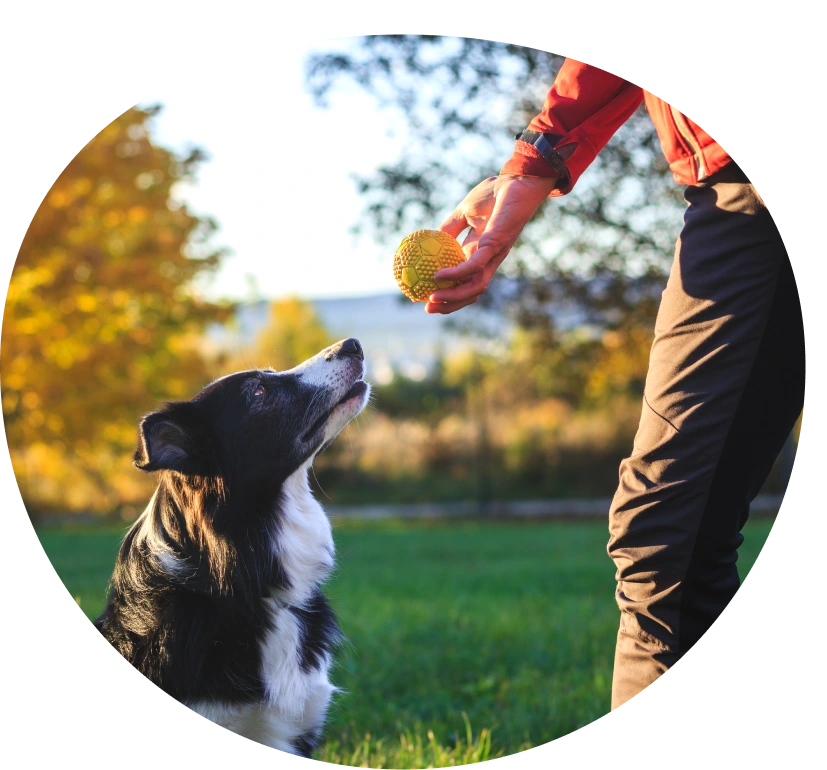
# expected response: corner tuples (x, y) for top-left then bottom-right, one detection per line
(306, 36), (685, 334)
(249, 297), (335, 371)
(1, 105), (232, 513)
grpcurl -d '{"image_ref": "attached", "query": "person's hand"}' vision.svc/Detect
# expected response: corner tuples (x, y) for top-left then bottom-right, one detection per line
(424, 174), (558, 314)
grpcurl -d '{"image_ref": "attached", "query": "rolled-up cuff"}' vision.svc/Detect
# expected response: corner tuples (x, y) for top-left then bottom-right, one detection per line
(500, 140), (572, 197)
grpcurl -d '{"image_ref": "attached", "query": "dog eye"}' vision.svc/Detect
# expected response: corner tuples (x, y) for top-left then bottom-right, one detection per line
(253, 384), (266, 396)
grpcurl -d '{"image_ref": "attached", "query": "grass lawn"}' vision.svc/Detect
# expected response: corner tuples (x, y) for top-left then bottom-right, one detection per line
(35, 516), (774, 767)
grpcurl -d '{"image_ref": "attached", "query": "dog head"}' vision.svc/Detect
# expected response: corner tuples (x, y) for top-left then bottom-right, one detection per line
(132, 338), (370, 490)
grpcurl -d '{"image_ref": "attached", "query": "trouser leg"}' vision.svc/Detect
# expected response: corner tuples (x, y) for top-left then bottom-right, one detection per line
(607, 166), (805, 709)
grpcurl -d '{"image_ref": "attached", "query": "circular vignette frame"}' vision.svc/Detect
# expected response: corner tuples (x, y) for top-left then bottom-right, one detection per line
(9, 6), (827, 759)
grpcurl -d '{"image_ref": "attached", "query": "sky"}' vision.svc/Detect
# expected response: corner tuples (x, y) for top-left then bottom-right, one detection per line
(140, 40), (425, 303)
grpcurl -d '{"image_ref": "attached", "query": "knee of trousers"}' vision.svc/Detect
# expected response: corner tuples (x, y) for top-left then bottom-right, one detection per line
(607, 407), (720, 654)
(607, 462), (738, 654)
(612, 572), (684, 655)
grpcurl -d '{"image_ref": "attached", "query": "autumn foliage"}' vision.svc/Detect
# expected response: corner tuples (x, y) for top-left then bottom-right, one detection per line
(2, 106), (232, 514)
(251, 297), (335, 372)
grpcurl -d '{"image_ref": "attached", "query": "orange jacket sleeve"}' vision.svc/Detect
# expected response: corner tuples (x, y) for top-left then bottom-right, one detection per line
(500, 58), (644, 196)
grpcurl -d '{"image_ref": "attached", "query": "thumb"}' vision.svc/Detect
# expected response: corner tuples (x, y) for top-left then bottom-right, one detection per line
(439, 208), (469, 240)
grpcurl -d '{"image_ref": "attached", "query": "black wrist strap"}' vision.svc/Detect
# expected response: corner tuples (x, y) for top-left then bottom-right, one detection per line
(515, 130), (568, 176)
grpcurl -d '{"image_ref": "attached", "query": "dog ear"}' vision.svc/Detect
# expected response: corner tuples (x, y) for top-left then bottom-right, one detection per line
(133, 403), (211, 475)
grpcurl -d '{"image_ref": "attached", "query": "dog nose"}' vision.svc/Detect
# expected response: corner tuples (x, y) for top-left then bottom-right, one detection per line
(338, 338), (363, 361)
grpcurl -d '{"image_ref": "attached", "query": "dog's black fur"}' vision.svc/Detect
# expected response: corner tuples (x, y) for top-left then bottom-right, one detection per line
(95, 339), (369, 755)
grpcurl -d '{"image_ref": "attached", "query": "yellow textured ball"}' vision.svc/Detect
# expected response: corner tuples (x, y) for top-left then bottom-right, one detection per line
(393, 229), (467, 302)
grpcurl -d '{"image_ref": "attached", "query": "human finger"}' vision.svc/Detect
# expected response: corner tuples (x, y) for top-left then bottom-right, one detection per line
(438, 208), (470, 240)
(438, 177), (498, 238)
(428, 273), (486, 304)
(432, 243), (497, 283)
(424, 296), (479, 315)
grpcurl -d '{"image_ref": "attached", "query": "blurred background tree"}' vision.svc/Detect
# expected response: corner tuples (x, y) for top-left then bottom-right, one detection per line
(2, 105), (232, 514)
(306, 35), (685, 337)
(250, 297), (335, 371)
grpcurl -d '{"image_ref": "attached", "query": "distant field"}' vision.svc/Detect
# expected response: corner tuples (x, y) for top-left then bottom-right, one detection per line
(36, 517), (774, 767)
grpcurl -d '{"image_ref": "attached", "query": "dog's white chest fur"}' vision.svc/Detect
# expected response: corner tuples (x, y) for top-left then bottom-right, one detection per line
(272, 462), (336, 607)
(189, 465), (336, 754)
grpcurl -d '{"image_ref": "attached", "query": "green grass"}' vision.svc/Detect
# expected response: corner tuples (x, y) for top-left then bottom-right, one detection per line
(35, 516), (774, 767)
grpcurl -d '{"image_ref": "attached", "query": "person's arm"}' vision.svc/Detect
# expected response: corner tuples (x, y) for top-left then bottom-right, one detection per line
(502, 57), (644, 195)
(425, 59), (643, 315)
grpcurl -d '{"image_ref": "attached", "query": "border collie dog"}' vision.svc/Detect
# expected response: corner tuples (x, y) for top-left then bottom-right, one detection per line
(95, 338), (370, 756)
